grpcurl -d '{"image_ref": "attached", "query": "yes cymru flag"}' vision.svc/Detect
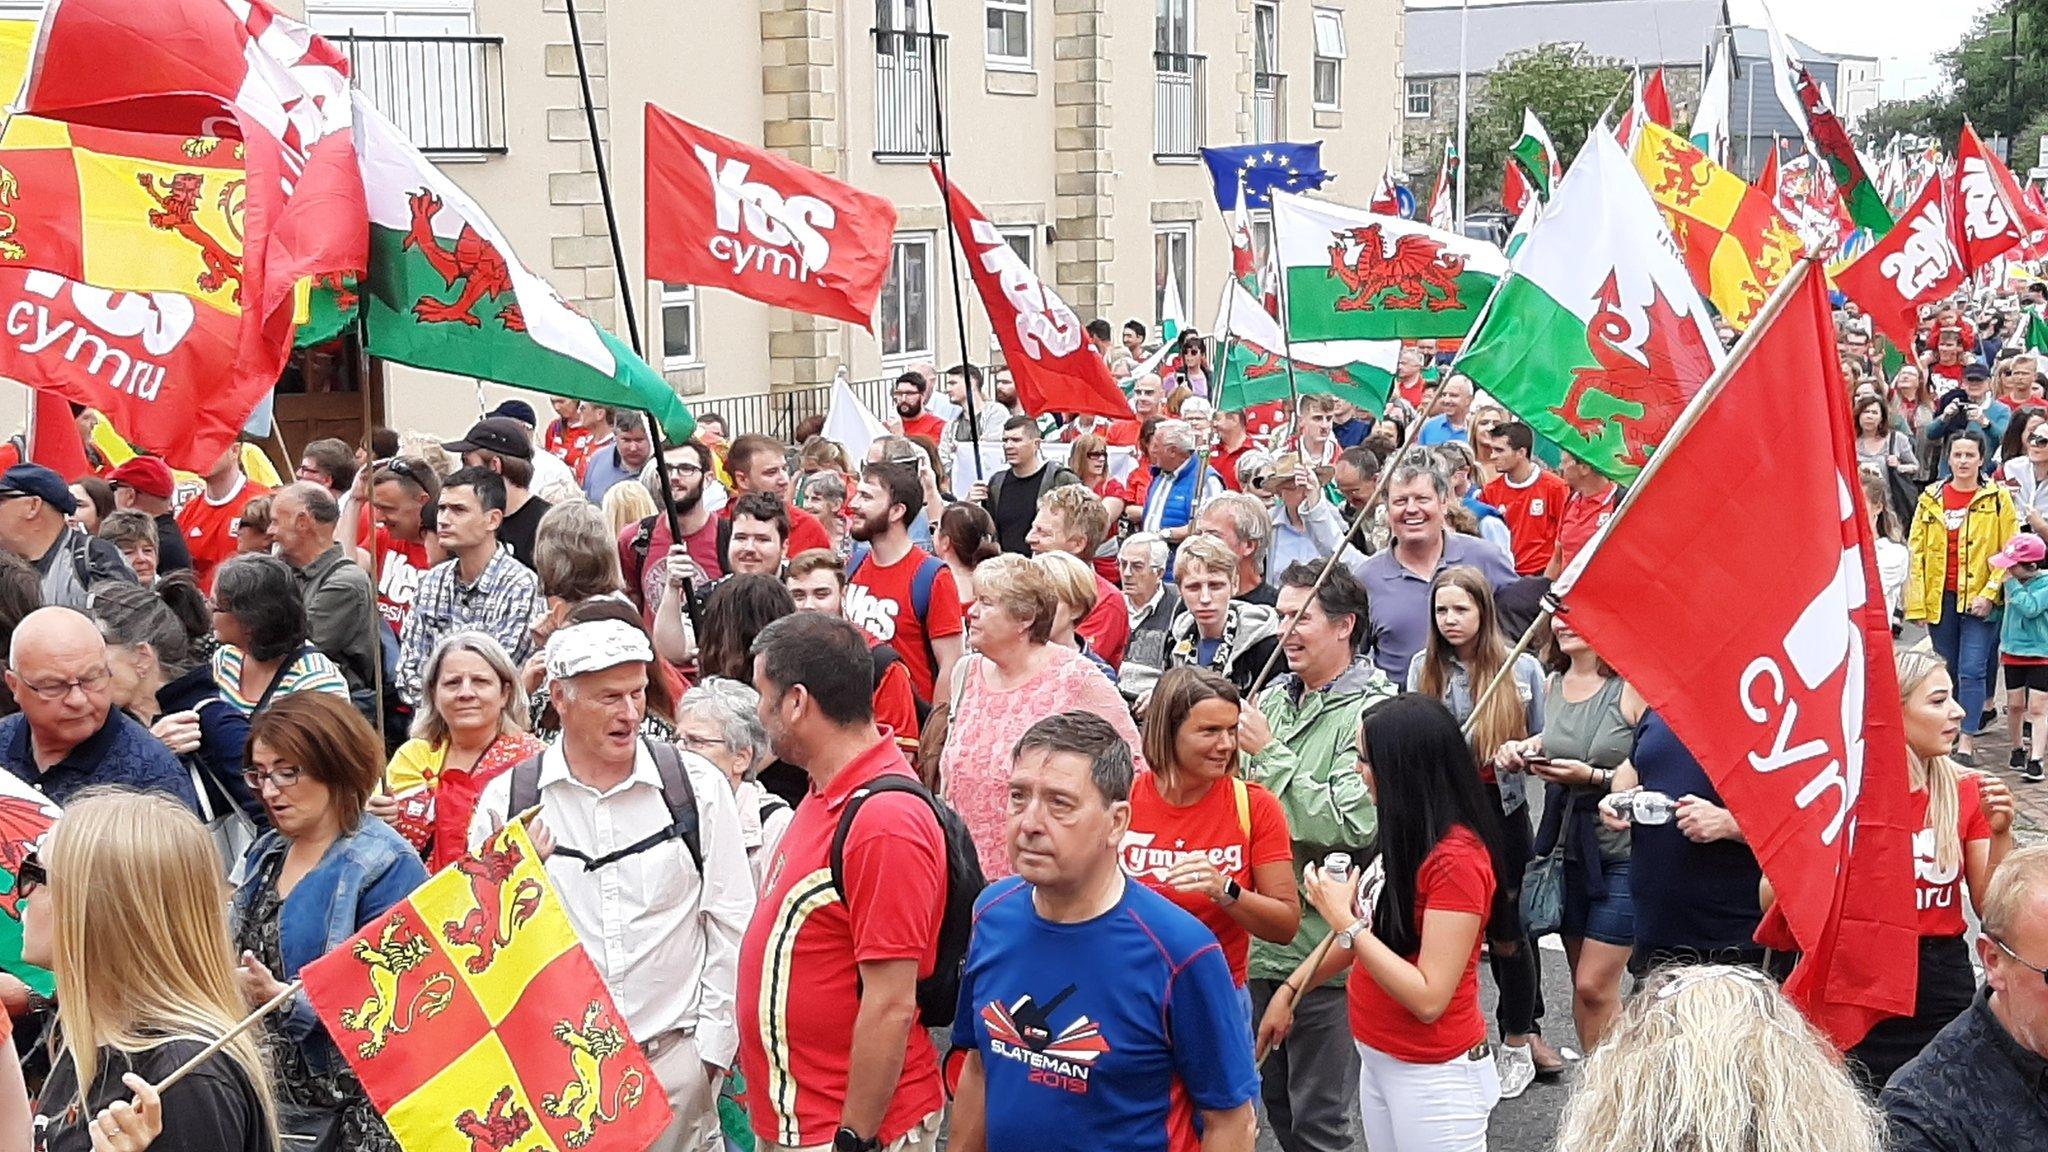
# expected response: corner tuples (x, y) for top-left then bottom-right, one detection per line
(303, 820), (672, 1152)
(1633, 122), (1806, 332)
(1952, 123), (2046, 275)
(1271, 190), (1507, 343)
(1555, 261), (1920, 1049)
(1833, 171), (1967, 355)
(355, 95), (694, 438)
(1455, 131), (1721, 482)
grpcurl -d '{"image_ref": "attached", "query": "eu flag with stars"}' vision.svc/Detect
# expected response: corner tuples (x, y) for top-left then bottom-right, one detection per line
(1201, 142), (1332, 211)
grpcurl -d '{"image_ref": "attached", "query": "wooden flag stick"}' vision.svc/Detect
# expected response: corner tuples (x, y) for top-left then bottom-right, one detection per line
(151, 980), (302, 1096)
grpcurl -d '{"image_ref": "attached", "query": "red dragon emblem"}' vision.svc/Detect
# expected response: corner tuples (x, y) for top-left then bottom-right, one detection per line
(137, 171), (247, 303)
(314, 271), (360, 316)
(456, 1086), (535, 1152)
(0, 798), (52, 921)
(403, 190), (527, 332)
(1650, 139), (1712, 209)
(1326, 224), (1468, 313)
(1550, 272), (1716, 470)
(1243, 347), (1363, 389)
(441, 837), (543, 974)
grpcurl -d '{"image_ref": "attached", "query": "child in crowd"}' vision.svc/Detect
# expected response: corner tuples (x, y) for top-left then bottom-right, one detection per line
(1993, 531), (2048, 782)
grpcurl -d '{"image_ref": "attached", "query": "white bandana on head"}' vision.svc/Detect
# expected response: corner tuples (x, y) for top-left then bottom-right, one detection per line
(545, 619), (655, 682)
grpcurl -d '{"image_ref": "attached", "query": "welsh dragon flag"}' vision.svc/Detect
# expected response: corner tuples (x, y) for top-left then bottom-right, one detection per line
(1214, 281), (1397, 415)
(1272, 189), (1507, 342)
(353, 94), (693, 436)
(1454, 130), (1723, 481)
(1509, 108), (1561, 204)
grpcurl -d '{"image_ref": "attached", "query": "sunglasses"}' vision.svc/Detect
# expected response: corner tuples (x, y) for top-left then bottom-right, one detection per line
(16, 851), (45, 899)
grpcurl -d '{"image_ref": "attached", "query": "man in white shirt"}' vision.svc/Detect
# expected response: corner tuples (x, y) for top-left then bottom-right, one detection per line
(470, 618), (754, 1152)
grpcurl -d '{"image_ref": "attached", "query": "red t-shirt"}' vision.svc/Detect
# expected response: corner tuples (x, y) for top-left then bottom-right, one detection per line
(874, 653), (922, 753)
(1942, 483), (1974, 591)
(366, 525), (431, 634)
(544, 419), (595, 478)
(1481, 468), (1571, 576)
(1348, 826), (1495, 1063)
(1211, 440), (1254, 491)
(721, 496), (832, 556)
(1078, 572), (1132, 667)
(844, 547), (964, 701)
(176, 478), (270, 591)
(1555, 483), (1619, 573)
(1103, 419), (1143, 448)
(1913, 772), (1991, 938)
(900, 411), (945, 443)
(1122, 773), (1293, 985)
(737, 736), (945, 1148)
(1926, 360), (1966, 389)
(1243, 402), (1291, 452)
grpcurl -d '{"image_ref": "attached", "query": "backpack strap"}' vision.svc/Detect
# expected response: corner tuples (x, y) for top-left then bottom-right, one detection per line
(644, 740), (704, 874)
(830, 773), (933, 901)
(626, 514), (658, 599)
(507, 752), (545, 821)
(1232, 777), (1251, 840)
(909, 554), (945, 627)
(715, 517), (733, 574)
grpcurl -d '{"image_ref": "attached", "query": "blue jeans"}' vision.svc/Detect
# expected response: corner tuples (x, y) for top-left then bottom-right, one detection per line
(1928, 591), (1999, 726)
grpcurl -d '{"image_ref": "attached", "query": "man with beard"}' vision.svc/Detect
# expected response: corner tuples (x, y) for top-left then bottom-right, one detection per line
(620, 439), (726, 629)
(844, 460), (965, 707)
(892, 371), (946, 442)
(992, 367), (1022, 417)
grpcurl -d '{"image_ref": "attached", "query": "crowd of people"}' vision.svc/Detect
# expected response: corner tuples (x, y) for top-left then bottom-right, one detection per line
(0, 287), (2036, 1152)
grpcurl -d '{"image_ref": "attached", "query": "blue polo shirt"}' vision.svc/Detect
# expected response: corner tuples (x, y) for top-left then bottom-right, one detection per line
(953, 876), (1257, 1152)
(1361, 530), (1518, 678)
(0, 708), (197, 813)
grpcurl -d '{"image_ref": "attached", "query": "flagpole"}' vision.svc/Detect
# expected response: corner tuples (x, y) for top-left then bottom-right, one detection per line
(1455, 0), (1469, 230)
(150, 980), (303, 1096)
(353, 308), (388, 745)
(561, 0), (683, 545)
(922, 0), (986, 484)
(1265, 194), (1306, 446)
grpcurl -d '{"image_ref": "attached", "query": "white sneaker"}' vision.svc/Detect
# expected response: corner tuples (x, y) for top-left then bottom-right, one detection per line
(1496, 1039), (1536, 1100)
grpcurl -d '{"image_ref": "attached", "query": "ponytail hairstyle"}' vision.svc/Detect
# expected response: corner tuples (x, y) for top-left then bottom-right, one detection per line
(1895, 648), (1964, 876)
(939, 502), (1001, 567)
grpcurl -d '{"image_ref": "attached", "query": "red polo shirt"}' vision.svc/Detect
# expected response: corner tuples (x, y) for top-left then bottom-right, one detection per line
(737, 734), (946, 1148)
(1556, 481), (1620, 572)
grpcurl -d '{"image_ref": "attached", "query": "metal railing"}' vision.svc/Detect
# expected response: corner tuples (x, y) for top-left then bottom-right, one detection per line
(688, 378), (897, 445)
(1254, 72), (1286, 143)
(1154, 52), (1206, 158)
(873, 29), (949, 159)
(332, 34), (506, 155)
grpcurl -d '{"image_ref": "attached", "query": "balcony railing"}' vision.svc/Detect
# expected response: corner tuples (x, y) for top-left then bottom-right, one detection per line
(1154, 52), (1207, 159)
(1254, 72), (1285, 143)
(332, 34), (506, 155)
(873, 29), (949, 159)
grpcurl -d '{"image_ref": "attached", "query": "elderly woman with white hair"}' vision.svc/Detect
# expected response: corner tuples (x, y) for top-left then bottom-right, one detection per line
(675, 676), (792, 885)
(1139, 417), (1226, 543)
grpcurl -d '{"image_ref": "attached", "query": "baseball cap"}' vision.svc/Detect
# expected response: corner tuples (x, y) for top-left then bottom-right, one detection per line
(107, 456), (175, 500)
(1991, 532), (2048, 570)
(442, 417), (533, 460)
(1964, 362), (1992, 382)
(0, 464), (76, 514)
(487, 400), (538, 427)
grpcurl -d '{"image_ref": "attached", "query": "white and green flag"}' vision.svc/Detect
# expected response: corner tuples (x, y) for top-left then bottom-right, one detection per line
(1509, 108), (1560, 202)
(1453, 131), (1723, 481)
(353, 94), (693, 437)
(1214, 281), (1399, 413)
(1692, 37), (1732, 162)
(1271, 189), (1507, 342)
(1160, 263), (1188, 346)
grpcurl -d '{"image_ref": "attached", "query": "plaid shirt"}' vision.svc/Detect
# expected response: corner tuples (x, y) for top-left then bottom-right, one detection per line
(396, 544), (541, 706)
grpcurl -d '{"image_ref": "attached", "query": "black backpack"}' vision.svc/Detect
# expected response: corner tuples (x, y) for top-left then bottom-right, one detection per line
(829, 774), (985, 1028)
(508, 740), (702, 873)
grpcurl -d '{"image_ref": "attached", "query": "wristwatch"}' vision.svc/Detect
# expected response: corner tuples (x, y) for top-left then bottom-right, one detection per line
(1333, 919), (1367, 949)
(1217, 878), (1243, 906)
(834, 1128), (879, 1152)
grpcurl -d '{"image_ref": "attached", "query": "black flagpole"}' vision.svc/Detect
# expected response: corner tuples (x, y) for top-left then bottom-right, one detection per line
(921, 0), (985, 483)
(563, 0), (683, 546)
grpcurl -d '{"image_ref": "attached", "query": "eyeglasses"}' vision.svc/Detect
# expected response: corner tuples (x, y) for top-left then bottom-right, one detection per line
(15, 851), (45, 899)
(242, 765), (305, 791)
(677, 734), (729, 754)
(1991, 935), (2048, 986)
(668, 463), (705, 478)
(19, 667), (111, 701)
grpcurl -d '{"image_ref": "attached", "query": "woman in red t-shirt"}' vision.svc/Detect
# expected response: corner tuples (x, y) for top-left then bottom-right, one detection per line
(1069, 433), (1128, 583)
(1262, 695), (1508, 1152)
(1124, 669), (1298, 1002)
(1839, 648), (2015, 1090)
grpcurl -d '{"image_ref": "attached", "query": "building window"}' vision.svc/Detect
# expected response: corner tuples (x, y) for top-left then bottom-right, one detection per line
(1250, 217), (1273, 267)
(1313, 7), (1346, 110)
(1405, 79), (1431, 118)
(997, 226), (1035, 272)
(1154, 224), (1193, 326)
(1156, 0), (1194, 55)
(880, 234), (935, 361)
(985, 0), (1030, 68)
(1253, 0), (1277, 75)
(658, 283), (698, 369)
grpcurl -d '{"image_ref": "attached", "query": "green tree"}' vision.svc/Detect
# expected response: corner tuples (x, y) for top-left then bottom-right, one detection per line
(1462, 44), (1632, 210)
(1859, 93), (1962, 147)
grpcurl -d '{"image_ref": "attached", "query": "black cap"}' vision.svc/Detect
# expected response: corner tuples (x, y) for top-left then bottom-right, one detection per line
(487, 399), (538, 427)
(0, 464), (76, 514)
(1965, 362), (1992, 381)
(442, 417), (533, 460)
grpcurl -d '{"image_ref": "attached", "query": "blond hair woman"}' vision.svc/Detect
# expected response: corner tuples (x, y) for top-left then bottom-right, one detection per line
(1556, 966), (1883, 1152)
(21, 790), (274, 1151)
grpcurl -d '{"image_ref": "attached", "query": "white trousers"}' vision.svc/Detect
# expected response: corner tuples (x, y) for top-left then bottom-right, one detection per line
(1354, 1039), (1500, 1152)
(644, 1030), (720, 1152)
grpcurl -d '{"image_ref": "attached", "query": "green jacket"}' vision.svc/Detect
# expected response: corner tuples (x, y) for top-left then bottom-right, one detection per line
(1245, 656), (1397, 984)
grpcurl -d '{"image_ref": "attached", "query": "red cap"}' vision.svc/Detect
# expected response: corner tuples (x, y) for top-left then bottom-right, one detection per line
(107, 456), (174, 500)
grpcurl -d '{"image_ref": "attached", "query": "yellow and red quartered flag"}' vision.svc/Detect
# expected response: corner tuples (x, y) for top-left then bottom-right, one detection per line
(1631, 121), (1806, 332)
(301, 820), (673, 1152)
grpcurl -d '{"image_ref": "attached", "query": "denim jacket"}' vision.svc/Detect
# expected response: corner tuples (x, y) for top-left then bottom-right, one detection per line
(231, 819), (427, 1072)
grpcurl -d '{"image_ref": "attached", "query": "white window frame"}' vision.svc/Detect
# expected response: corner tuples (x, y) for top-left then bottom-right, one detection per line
(984, 0), (1032, 70)
(1250, 216), (1273, 268)
(306, 0), (475, 34)
(1312, 7), (1346, 110)
(880, 233), (937, 364)
(656, 282), (699, 370)
(996, 225), (1036, 273)
(1405, 79), (1431, 118)
(1153, 224), (1194, 328)
(1156, 0), (1195, 57)
(1252, 0), (1279, 77)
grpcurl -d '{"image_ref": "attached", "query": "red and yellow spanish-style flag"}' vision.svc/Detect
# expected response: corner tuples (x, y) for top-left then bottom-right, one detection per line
(301, 821), (674, 1152)
(1631, 121), (1807, 331)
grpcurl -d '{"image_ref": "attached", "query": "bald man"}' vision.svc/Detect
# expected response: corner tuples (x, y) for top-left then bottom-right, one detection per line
(0, 607), (194, 810)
